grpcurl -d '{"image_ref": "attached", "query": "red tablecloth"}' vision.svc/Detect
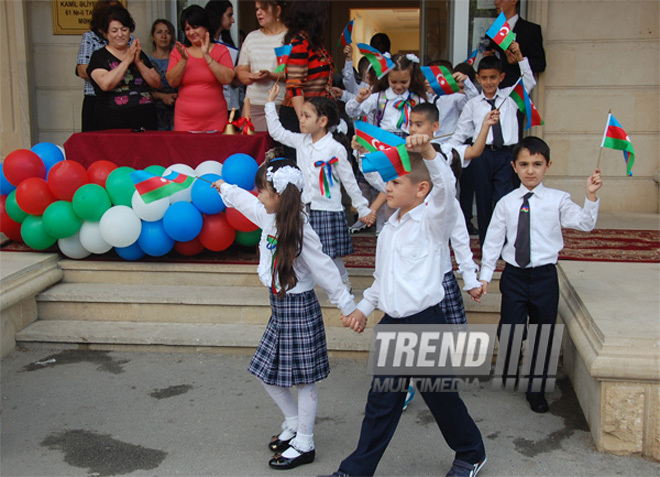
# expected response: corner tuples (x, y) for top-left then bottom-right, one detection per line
(63, 130), (273, 169)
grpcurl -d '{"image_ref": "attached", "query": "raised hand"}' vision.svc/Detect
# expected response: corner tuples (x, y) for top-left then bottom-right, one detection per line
(356, 87), (370, 103)
(586, 168), (602, 200)
(174, 41), (189, 61)
(267, 83), (280, 103)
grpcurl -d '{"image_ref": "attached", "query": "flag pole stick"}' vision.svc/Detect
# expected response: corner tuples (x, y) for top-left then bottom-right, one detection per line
(597, 109), (612, 170)
(596, 147), (604, 170)
(496, 75), (523, 111)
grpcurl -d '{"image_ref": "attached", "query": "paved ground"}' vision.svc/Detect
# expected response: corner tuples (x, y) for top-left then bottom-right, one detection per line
(1, 346), (658, 477)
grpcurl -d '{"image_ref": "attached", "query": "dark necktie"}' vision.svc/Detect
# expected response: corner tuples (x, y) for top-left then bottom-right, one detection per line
(515, 192), (534, 268)
(487, 98), (504, 148)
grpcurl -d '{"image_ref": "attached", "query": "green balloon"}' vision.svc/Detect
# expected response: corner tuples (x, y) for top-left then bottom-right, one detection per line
(42, 201), (82, 239)
(73, 183), (112, 221)
(105, 166), (136, 207)
(145, 165), (166, 176)
(5, 190), (28, 223)
(21, 215), (57, 250)
(234, 228), (262, 247)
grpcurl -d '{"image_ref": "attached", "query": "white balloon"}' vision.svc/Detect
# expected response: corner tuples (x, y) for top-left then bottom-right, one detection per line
(195, 160), (223, 177)
(163, 163), (194, 204)
(79, 221), (112, 254)
(131, 191), (169, 222)
(58, 231), (91, 259)
(56, 144), (66, 160)
(99, 205), (142, 247)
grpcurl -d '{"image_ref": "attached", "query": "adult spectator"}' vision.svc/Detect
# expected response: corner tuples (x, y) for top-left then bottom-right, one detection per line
(166, 5), (234, 132)
(236, 1), (287, 131)
(147, 19), (177, 131)
(87, 6), (160, 131)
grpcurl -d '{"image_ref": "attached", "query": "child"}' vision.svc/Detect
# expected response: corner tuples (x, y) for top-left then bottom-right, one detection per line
(332, 134), (487, 477)
(479, 136), (602, 413)
(450, 43), (536, 246)
(265, 83), (372, 290)
(212, 159), (358, 470)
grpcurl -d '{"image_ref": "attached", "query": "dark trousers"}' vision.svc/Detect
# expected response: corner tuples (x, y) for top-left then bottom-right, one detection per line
(338, 305), (485, 476)
(459, 160), (477, 229)
(498, 263), (559, 393)
(82, 95), (97, 132)
(473, 147), (515, 246)
(278, 105), (299, 162)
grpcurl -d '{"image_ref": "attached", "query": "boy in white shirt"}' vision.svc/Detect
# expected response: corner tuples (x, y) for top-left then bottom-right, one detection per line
(479, 136), (602, 413)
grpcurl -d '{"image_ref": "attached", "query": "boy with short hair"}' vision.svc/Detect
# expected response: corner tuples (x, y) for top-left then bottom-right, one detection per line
(330, 134), (487, 477)
(479, 136), (602, 413)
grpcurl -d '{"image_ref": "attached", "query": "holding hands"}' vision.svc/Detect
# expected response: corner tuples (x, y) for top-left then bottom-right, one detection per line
(341, 309), (368, 333)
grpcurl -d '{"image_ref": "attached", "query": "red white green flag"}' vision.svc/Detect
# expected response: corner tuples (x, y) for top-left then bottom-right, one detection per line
(601, 113), (635, 176)
(421, 66), (460, 96)
(508, 78), (543, 129)
(131, 170), (194, 204)
(362, 144), (411, 183)
(338, 19), (354, 47)
(357, 43), (394, 80)
(274, 44), (292, 74)
(486, 12), (516, 51)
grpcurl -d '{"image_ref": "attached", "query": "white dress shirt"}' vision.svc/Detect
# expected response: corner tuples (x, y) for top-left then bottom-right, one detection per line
(479, 183), (600, 283)
(444, 199), (481, 290)
(345, 87), (428, 134)
(432, 77), (480, 140)
(220, 183), (357, 316)
(341, 59), (369, 95)
(357, 153), (457, 318)
(265, 102), (370, 217)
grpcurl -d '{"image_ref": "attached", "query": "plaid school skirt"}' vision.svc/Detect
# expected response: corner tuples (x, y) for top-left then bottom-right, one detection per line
(309, 209), (354, 258)
(440, 271), (467, 325)
(248, 289), (330, 387)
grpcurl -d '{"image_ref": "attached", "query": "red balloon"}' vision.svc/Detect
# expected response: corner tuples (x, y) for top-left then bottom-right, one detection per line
(174, 237), (205, 256)
(198, 213), (236, 251)
(0, 196), (23, 242)
(226, 207), (259, 232)
(15, 177), (56, 216)
(3, 149), (46, 186)
(47, 161), (90, 201)
(87, 160), (117, 187)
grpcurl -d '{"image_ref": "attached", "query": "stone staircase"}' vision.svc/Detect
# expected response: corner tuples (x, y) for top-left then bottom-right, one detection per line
(15, 260), (502, 355)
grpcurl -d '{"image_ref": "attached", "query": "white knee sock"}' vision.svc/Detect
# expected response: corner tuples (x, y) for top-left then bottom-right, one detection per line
(282, 383), (318, 457)
(261, 382), (298, 440)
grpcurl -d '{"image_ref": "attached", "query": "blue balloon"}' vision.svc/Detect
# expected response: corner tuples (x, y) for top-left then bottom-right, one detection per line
(137, 219), (174, 256)
(31, 142), (65, 176)
(115, 242), (145, 261)
(162, 201), (203, 242)
(0, 163), (17, 195)
(191, 173), (225, 214)
(222, 153), (259, 190)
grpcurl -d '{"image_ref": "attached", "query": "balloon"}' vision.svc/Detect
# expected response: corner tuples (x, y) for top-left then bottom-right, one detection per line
(79, 221), (112, 254)
(0, 196), (23, 242)
(198, 213), (235, 251)
(31, 142), (65, 175)
(234, 228), (262, 247)
(3, 149), (46, 186)
(99, 205), (142, 247)
(226, 206), (258, 232)
(21, 215), (57, 250)
(105, 166), (135, 206)
(5, 190), (28, 223)
(131, 191), (169, 222)
(42, 201), (83, 239)
(58, 231), (91, 259)
(72, 184), (112, 221)
(15, 177), (56, 215)
(47, 161), (90, 201)
(138, 219), (174, 257)
(195, 160), (223, 177)
(162, 164), (195, 204)
(145, 164), (166, 176)
(174, 237), (204, 256)
(115, 242), (145, 261)
(56, 145), (66, 160)
(191, 173), (225, 214)
(87, 160), (117, 186)
(162, 201), (202, 242)
(0, 163), (17, 195)
(222, 153), (258, 190)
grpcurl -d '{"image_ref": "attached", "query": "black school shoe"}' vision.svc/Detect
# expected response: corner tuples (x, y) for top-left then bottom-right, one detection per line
(268, 448), (316, 470)
(269, 434), (295, 453)
(526, 392), (549, 413)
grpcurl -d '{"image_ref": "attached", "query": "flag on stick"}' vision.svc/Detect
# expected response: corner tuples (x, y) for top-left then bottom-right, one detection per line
(465, 49), (478, 65)
(357, 43), (394, 79)
(362, 144), (411, 182)
(338, 19), (354, 47)
(508, 78), (543, 129)
(421, 66), (460, 96)
(131, 170), (194, 204)
(274, 44), (292, 74)
(354, 121), (406, 153)
(486, 12), (516, 51)
(601, 113), (635, 176)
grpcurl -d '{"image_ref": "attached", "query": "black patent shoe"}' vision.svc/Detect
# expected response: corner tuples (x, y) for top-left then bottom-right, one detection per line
(268, 448), (315, 470)
(269, 434), (295, 453)
(526, 392), (549, 413)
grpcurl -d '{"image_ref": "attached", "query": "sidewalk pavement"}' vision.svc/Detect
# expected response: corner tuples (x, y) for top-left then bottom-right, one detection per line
(2, 346), (658, 477)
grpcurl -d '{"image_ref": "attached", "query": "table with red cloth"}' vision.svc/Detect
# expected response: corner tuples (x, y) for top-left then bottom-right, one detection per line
(63, 130), (273, 169)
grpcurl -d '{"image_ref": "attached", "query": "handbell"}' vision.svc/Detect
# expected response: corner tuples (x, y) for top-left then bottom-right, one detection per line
(224, 108), (237, 135)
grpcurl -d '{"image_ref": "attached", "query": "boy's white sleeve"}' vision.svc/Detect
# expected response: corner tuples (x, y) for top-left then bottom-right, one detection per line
(559, 194), (600, 232)
(346, 92), (377, 118)
(449, 199), (480, 290)
(219, 183), (268, 229)
(479, 199), (507, 283)
(356, 254), (381, 318)
(341, 90), (356, 103)
(265, 102), (302, 148)
(424, 153), (457, 244)
(519, 57), (536, 93)
(334, 147), (371, 217)
(450, 99), (476, 146)
(463, 77), (479, 101)
(342, 59), (359, 95)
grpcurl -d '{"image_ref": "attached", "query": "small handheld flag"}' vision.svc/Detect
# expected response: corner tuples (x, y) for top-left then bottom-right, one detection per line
(600, 112), (635, 176)
(274, 44), (292, 74)
(508, 78), (544, 129)
(465, 49), (478, 66)
(362, 144), (411, 183)
(354, 121), (406, 153)
(357, 43), (394, 80)
(339, 19), (354, 47)
(131, 170), (195, 204)
(486, 12), (516, 51)
(421, 66), (460, 96)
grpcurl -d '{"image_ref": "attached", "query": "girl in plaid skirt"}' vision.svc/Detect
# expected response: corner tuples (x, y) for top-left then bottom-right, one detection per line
(213, 158), (358, 471)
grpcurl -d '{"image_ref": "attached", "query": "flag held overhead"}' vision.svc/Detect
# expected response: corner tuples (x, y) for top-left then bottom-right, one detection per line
(486, 12), (516, 51)
(274, 44), (292, 74)
(421, 66), (460, 96)
(362, 144), (411, 183)
(357, 43), (394, 80)
(601, 113), (635, 176)
(354, 121), (406, 153)
(339, 19), (354, 47)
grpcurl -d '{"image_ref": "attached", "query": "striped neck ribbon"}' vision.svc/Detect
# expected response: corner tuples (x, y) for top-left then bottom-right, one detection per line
(393, 93), (417, 129)
(314, 157), (339, 198)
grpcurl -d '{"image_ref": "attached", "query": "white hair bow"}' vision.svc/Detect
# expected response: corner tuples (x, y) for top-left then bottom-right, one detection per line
(266, 166), (304, 194)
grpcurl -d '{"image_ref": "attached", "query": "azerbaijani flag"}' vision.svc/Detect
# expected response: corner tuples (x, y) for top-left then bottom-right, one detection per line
(601, 113), (635, 176)
(421, 66), (460, 96)
(354, 121), (406, 153)
(362, 144), (411, 182)
(486, 12), (516, 51)
(357, 43), (394, 80)
(465, 49), (478, 66)
(508, 78), (543, 129)
(131, 170), (194, 204)
(338, 19), (354, 47)
(274, 44), (292, 74)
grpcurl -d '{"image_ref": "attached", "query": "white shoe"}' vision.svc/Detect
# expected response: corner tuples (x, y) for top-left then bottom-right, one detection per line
(349, 221), (367, 234)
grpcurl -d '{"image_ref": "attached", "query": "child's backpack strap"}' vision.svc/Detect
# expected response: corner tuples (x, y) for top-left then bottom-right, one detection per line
(375, 91), (388, 127)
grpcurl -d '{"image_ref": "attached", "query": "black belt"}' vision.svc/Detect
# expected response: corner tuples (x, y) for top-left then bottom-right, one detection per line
(487, 144), (512, 151)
